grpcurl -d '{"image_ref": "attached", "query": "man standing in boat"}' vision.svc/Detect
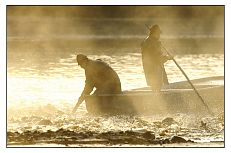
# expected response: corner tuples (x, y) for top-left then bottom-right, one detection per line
(141, 24), (172, 91)
(72, 54), (122, 113)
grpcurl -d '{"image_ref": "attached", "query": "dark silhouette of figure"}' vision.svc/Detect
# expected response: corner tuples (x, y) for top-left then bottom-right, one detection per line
(141, 25), (172, 91)
(72, 54), (122, 113)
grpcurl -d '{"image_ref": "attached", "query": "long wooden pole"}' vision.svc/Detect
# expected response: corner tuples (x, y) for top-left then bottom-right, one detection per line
(161, 45), (213, 114)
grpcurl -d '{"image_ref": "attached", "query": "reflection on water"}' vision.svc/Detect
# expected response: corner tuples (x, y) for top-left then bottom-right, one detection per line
(7, 53), (224, 107)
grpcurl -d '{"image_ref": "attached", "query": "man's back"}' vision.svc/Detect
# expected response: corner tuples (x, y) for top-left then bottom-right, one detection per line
(85, 59), (121, 93)
(141, 36), (162, 63)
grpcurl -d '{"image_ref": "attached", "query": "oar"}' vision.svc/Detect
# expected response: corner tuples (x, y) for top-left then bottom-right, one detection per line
(161, 45), (213, 115)
(72, 98), (84, 114)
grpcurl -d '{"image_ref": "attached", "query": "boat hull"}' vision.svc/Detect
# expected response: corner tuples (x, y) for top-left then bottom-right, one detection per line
(85, 76), (224, 115)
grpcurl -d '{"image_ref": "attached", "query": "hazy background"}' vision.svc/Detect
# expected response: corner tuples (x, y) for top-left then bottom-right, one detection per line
(7, 6), (224, 54)
(7, 6), (224, 146)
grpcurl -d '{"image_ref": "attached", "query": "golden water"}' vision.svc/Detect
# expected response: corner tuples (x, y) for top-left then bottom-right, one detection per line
(7, 11), (224, 146)
(7, 52), (224, 146)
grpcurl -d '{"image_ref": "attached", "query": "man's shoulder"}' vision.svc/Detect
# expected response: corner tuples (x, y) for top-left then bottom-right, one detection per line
(89, 59), (109, 67)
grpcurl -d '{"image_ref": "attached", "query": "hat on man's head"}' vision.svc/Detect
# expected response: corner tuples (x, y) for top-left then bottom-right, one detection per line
(150, 24), (161, 33)
(76, 54), (88, 65)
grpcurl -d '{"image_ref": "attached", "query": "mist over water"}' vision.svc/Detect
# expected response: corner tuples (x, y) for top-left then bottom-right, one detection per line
(7, 6), (224, 146)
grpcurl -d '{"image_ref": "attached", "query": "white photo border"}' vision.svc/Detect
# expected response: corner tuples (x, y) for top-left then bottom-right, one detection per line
(1, 1), (229, 153)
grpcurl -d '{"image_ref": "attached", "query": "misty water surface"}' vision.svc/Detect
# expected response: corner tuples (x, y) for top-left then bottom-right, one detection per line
(7, 8), (224, 146)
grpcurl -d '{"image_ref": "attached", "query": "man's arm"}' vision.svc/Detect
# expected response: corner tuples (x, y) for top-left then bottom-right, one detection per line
(160, 54), (173, 63)
(72, 76), (94, 113)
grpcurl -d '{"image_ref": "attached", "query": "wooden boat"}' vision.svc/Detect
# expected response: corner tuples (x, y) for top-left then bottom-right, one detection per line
(85, 76), (224, 115)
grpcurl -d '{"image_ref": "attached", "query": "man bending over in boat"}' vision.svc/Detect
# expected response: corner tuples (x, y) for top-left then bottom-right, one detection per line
(72, 54), (122, 113)
(141, 24), (172, 91)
